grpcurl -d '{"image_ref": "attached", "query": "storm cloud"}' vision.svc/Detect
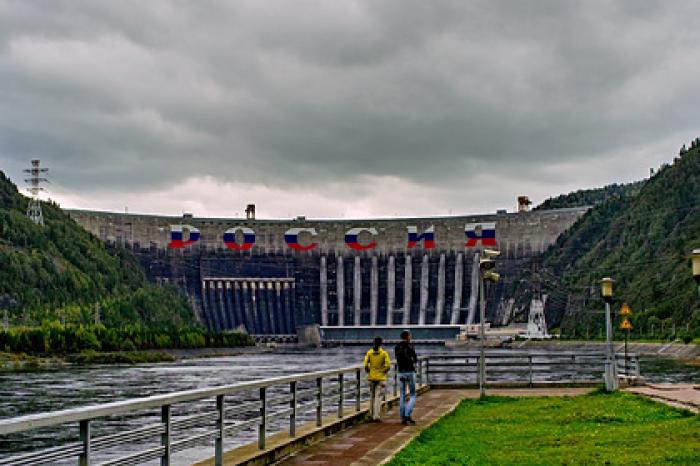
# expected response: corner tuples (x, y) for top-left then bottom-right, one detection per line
(1, 0), (699, 217)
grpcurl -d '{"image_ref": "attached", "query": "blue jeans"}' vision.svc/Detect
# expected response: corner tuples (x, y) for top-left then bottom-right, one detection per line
(398, 372), (416, 418)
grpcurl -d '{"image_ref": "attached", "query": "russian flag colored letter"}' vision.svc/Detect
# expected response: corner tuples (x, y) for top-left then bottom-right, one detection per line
(285, 228), (318, 251)
(345, 227), (378, 250)
(407, 225), (435, 249)
(223, 227), (256, 250)
(465, 222), (496, 247)
(168, 224), (200, 249)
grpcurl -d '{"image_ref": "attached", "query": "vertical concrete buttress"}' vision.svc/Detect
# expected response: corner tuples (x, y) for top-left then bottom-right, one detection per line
(403, 255), (412, 325)
(250, 281), (261, 333)
(274, 282), (285, 333)
(370, 255), (378, 325)
(337, 256), (345, 326)
(466, 252), (480, 325)
(232, 281), (244, 331)
(265, 282), (276, 334)
(354, 256), (362, 326)
(451, 253), (463, 325)
(217, 281), (228, 329)
(419, 254), (429, 325)
(201, 280), (212, 330)
(241, 282), (254, 334)
(320, 256), (328, 326)
(224, 281), (235, 329)
(387, 255), (395, 325)
(435, 253), (446, 324)
(208, 281), (221, 331)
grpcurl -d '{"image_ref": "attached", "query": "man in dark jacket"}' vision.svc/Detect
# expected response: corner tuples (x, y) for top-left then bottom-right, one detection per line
(394, 330), (418, 424)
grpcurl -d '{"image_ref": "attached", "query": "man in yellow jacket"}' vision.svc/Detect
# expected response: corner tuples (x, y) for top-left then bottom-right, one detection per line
(363, 336), (391, 421)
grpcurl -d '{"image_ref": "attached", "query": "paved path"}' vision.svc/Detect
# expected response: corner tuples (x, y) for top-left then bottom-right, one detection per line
(625, 384), (700, 413)
(277, 387), (594, 466)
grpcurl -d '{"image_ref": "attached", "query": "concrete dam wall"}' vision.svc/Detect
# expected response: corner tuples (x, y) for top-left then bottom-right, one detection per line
(68, 208), (587, 335)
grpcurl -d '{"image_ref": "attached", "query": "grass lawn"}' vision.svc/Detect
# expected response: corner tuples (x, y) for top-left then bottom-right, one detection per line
(387, 391), (699, 465)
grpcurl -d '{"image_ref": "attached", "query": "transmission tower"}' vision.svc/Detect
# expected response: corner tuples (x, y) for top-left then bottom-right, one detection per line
(24, 159), (48, 226)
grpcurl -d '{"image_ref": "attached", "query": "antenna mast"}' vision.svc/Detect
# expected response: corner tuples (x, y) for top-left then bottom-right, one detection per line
(24, 159), (48, 226)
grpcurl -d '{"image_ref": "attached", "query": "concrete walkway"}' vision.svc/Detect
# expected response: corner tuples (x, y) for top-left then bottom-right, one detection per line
(277, 387), (594, 466)
(625, 384), (700, 413)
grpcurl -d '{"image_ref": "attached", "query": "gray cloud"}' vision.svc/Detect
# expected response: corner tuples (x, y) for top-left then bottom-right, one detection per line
(1, 0), (699, 216)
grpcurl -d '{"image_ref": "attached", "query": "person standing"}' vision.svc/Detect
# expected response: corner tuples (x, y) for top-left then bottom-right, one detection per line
(363, 336), (390, 421)
(395, 330), (418, 425)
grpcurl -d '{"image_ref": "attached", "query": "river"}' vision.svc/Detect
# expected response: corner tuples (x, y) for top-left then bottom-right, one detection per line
(1, 346), (698, 465)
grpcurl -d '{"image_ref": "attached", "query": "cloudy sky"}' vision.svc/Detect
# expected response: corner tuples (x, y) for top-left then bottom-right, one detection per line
(1, 0), (699, 219)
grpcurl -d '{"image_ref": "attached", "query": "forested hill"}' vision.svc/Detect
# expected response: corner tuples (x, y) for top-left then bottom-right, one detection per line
(0, 171), (197, 328)
(535, 181), (644, 211)
(538, 141), (700, 339)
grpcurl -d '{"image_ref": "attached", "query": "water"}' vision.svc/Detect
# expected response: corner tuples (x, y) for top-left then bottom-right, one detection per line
(0, 347), (697, 465)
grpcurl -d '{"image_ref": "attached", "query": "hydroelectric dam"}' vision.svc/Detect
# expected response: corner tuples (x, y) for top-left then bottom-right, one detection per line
(67, 206), (587, 342)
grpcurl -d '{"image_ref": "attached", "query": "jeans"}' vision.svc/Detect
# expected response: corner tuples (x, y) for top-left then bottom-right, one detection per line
(368, 381), (385, 420)
(398, 372), (416, 419)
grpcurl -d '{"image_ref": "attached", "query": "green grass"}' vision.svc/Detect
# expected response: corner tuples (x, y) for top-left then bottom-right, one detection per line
(387, 392), (699, 465)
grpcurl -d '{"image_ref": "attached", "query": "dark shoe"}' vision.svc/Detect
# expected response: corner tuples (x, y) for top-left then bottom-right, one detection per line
(406, 417), (416, 425)
(401, 417), (408, 425)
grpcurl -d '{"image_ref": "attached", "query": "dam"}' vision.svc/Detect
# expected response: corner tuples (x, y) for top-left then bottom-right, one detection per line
(67, 206), (587, 339)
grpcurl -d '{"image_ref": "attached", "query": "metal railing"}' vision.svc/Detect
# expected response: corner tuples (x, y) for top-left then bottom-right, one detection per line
(0, 360), (428, 466)
(0, 352), (635, 465)
(425, 351), (639, 387)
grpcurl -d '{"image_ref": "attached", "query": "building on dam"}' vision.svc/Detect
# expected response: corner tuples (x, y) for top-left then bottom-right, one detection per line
(67, 205), (587, 341)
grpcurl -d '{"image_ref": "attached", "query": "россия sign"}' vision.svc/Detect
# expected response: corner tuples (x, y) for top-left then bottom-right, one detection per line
(168, 223), (497, 250)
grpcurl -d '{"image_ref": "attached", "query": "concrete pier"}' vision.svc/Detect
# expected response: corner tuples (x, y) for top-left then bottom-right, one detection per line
(337, 256), (345, 326)
(403, 254), (412, 325)
(386, 255), (395, 326)
(467, 253), (479, 325)
(354, 256), (362, 326)
(224, 281), (235, 328)
(320, 256), (328, 326)
(435, 253), (445, 325)
(370, 256), (378, 326)
(419, 254), (429, 325)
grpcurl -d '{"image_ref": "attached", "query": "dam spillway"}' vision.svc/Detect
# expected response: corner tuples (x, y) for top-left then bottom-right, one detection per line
(67, 207), (587, 336)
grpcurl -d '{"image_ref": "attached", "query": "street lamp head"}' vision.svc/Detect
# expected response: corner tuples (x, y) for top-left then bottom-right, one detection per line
(692, 249), (700, 285)
(600, 277), (614, 303)
(479, 249), (500, 272)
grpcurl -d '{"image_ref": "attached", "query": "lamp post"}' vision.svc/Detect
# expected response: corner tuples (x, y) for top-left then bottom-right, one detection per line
(478, 249), (500, 399)
(600, 277), (618, 390)
(692, 249), (700, 299)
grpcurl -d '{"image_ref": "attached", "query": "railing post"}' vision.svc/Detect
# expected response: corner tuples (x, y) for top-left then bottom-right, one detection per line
(215, 395), (224, 466)
(528, 355), (533, 388)
(160, 405), (170, 466)
(355, 369), (361, 412)
(417, 359), (423, 386)
(393, 362), (398, 397)
(259, 387), (267, 450)
(290, 381), (297, 437)
(316, 377), (323, 427)
(338, 373), (344, 418)
(571, 354), (576, 384)
(79, 419), (90, 466)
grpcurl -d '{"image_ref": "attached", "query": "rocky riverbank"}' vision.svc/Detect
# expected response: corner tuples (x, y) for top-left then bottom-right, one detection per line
(513, 339), (700, 360)
(0, 345), (278, 373)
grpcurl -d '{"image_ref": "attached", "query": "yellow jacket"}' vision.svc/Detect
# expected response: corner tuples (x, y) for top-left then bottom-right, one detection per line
(363, 348), (391, 382)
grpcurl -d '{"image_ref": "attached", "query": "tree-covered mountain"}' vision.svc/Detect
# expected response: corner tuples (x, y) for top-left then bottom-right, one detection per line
(0, 171), (198, 328)
(535, 181), (644, 211)
(531, 141), (700, 340)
